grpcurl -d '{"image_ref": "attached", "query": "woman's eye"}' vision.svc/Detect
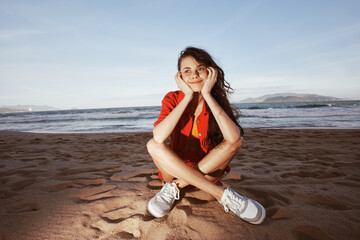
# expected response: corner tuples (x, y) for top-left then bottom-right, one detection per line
(198, 67), (205, 71)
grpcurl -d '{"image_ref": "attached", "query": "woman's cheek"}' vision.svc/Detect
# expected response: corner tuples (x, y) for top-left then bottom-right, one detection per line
(201, 72), (208, 79)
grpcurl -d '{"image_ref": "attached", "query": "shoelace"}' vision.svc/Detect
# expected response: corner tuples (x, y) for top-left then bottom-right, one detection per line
(158, 183), (180, 204)
(222, 190), (246, 213)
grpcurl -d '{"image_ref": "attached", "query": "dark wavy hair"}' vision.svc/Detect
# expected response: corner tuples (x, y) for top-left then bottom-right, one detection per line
(177, 47), (244, 150)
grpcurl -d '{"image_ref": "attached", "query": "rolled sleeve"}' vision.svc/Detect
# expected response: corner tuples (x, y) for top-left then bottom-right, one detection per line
(154, 91), (178, 127)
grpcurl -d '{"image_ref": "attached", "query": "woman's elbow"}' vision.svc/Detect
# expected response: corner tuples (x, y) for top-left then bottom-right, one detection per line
(225, 136), (244, 154)
(225, 127), (242, 143)
(228, 135), (243, 146)
(152, 129), (165, 144)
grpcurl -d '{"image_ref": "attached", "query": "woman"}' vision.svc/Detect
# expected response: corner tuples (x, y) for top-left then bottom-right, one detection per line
(147, 47), (266, 224)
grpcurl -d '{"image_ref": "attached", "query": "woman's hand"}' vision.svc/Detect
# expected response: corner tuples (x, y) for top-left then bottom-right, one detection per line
(201, 67), (217, 96)
(175, 71), (193, 97)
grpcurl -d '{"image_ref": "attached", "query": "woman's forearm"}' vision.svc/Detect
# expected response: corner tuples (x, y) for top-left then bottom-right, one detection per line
(153, 94), (193, 143)
(202, 93), (240, 143)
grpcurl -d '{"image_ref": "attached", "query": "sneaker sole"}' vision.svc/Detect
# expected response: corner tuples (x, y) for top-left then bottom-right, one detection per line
(147, 199), (165, 218)
(247, 203), (266, 225)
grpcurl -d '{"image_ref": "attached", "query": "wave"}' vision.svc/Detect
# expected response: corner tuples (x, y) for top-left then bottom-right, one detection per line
(295, 104), (330, 108)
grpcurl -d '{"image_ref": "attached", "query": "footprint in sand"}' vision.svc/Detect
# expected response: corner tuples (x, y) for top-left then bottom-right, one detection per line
(292, 225), (335, 240)
(81, 213), (91, 227)
(147, 179), (163, 190)
(183, 196), (210, 205)
(102, 207), (135, 223)
(48, 179), (107, 192)
(72, 185), (117, 202)
(167, 207), (190, 227)
(10, 178), (36, 191)
(110, 169), (156, 182)
(7, 202), (40, 214)
(267, 207), (292, 220)
(108, 216), (143, 239)
(295, 192), (351, 211)
(96, 209), (149, 239)
(0, 177), (9, 184)
(222, 173), (242, 181)
(244, 188), (290, 209)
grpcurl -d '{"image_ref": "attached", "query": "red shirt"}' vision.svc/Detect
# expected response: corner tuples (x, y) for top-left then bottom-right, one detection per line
(154, 91), (211, 154)
(154, 90), (231, 181)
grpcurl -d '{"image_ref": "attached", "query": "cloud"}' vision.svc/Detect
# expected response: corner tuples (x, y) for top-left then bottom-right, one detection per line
(0, 29), (43, 39)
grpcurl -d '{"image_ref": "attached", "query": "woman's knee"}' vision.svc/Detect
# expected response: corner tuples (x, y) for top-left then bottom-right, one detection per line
(146, 138), (157, 155)
(146, 138), (167, 158)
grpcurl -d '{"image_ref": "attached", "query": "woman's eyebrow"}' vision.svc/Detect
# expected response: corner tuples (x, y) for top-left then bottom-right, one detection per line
(182, 64), (205, 70)
(181, 67), (191, 71)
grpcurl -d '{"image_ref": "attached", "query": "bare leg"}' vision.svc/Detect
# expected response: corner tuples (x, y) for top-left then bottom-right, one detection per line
(174, 139), (243, 188)
(147, 138), (243, 201)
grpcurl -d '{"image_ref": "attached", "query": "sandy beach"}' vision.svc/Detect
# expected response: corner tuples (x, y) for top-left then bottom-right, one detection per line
(0, 129), (359, 240)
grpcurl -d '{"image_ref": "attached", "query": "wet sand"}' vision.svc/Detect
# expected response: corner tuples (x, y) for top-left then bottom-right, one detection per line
(0, 129), (359, 240)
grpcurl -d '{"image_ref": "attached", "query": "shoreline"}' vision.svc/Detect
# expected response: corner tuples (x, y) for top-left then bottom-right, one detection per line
(1, 129), (359, 239)
(2, 126), (360, 135)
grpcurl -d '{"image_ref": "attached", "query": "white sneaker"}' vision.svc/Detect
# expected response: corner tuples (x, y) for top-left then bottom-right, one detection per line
(220, 187), (266, 224)
(147, 182), (180, 218)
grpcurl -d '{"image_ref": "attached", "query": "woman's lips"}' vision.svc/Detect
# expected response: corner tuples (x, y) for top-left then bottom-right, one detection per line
(190, 80), (203, 84)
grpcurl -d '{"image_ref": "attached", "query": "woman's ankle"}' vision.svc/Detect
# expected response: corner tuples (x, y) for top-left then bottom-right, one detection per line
(172, 179), (189, 189)
(215, 186), (226, 201)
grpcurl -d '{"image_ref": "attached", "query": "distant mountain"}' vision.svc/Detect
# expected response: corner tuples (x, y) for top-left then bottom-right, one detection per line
(0, 108), (26, 113)
(0, 105), (59, 113)
(239, 93), (347, 103)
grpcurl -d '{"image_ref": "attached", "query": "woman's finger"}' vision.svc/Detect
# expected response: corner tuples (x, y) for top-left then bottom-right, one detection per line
(207, 67), (213, 80)
(213, 68), (218, 82)
(175, 71), (181, 81)
(208, 67), (217, 82)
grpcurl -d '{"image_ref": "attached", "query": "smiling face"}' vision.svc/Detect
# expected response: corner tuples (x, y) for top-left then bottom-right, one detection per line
(179, 56), (208, 92)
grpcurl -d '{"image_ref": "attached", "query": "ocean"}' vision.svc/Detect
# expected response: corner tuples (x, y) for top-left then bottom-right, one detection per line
(1, 100), (359, 133)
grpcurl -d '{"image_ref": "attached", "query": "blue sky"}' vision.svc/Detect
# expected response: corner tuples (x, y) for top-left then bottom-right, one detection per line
(1, 0), (359, 109)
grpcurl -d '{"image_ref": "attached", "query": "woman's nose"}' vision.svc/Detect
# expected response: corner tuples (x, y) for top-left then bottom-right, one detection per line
(192, 70), (200, 78)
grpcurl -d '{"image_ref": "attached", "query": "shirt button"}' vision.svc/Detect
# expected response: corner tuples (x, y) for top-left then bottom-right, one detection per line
(196, 120), (200, 123)
(199, 133), (202, 137)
